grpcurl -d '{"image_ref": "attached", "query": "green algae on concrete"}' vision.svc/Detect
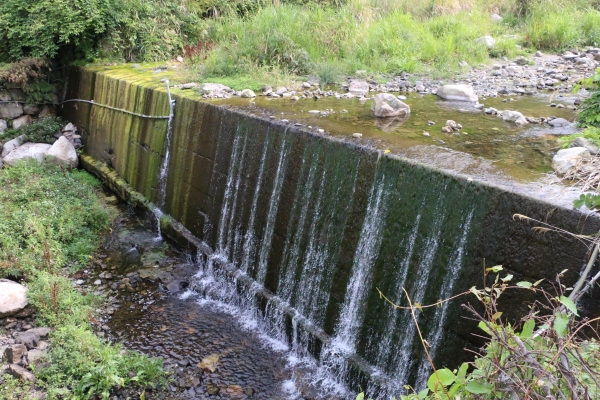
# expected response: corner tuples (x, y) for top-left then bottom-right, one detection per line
(66, 67), (600, 394)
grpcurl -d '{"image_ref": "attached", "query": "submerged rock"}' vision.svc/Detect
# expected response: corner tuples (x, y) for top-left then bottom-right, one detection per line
(436, 84), (478, 102)
(371, 93), (411, 118)
(0, 279), (28, 317)
(552, 147), (591, 176)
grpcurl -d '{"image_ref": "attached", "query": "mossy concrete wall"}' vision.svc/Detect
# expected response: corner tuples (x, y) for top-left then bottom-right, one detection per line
(64, 67), (600, 390)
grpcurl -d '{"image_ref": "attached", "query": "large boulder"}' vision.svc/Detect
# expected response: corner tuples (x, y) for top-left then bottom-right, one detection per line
(0, 102), (23, 119)
(23, 104), (41, 115)
(552, 147), (591, 176)
(371, 93), (411, 118)
(348, 80), (370, 97)
(1, 135), (25, 157)
(12, 115), (34, 130)
(45, 136), (78, 168)
(571, 137), (600, 155)
(499, 110), (528, 125)
(3, 143), (52, 166)
(0, 119), (7, 135)
(436, 85), (478, 102)
(0, 279), (28, 318)
(240, 89), (256, 98)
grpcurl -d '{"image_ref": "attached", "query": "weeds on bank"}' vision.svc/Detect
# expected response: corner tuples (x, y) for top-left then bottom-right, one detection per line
(358, 216), (600, 399)
(0, 161), (167, 399)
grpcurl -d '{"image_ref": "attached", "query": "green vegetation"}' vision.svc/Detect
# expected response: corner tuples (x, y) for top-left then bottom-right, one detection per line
(2, 117), (64, 145)
(361, 258), (600, 399)
(0, 161), (166, 399)
(0, 0), (203, 62)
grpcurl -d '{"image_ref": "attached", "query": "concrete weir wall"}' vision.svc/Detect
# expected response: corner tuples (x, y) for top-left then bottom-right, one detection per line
(64, 67), (600, 394)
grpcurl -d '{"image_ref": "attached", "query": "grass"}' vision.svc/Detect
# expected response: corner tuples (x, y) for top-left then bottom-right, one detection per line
(180, 0), (600, 88)
(0, 161), (167, 399)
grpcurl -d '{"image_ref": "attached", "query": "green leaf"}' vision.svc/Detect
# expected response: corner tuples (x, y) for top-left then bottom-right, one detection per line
(427, 368), (456, 392)
(355, 393), (364, 400)
(448, 382), (463, 397)
(520, 319), (535, 338)
(486, 265), (503, 273)
(501, 274), (513, 282)
(478, 321), (491, 335)
(517, 281), (533, 288)
(417, 388), (429, 399)
(554, 312), (569, 337)
(457, 362), (468, 380)
(559, 296), (579, 316)
(465, 381), (493, 394)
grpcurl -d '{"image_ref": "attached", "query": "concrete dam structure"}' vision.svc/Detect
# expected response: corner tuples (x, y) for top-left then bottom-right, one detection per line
(63, 66), (600, 397)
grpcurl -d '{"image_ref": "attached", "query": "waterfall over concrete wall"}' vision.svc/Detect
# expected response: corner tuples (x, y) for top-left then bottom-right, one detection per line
(64, 67), (600, 396)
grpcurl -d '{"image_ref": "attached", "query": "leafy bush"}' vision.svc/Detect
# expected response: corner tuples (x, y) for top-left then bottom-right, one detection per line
(2, 117), (64, 145)
(577, 68), (600, 128)
(0, 58), (48, 86)
(0, 0), (203, 63)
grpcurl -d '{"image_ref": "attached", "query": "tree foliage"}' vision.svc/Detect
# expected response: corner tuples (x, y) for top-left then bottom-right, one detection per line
(0, 0), (203, 62)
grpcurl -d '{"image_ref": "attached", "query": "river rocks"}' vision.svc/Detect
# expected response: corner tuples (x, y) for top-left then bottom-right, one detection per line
(240, 89), (256, 98)
(436, 84), (478, 102)
(476, 36), (495, 49)
(371, 93), (411, 118)
(200, 83), (233, 99)
(571, 137), (599, 155)
(552, 147), (591, 176)
(14, 331), (40, 350)
(548, 117), (571, 127)
(499, 110), (528, 125)
(0, 280), (28, 318)
(7, 364), (35, 382)
(3, 143), (52, 166)
(45, 136), (79, 168)
(348, 80), (369, 97)
(12, 115), (34, 130)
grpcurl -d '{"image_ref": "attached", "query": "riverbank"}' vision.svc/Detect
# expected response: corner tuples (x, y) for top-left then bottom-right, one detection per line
(0, 161), (168, 399)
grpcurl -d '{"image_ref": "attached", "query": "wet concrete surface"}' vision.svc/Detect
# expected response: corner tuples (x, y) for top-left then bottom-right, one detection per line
(86, 208), (298, 400)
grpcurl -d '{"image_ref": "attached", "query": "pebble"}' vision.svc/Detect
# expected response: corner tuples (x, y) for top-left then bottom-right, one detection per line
(352, 133), (363, 138)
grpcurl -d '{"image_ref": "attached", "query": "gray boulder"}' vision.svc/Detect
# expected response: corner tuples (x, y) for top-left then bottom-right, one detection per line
(499, 110), (528, 125)
(8, 364), (35, 382)
(0, 102), (23, 119)
(571, 137), (599, 155)
(12, 115), (34, 130)
(0, 279), (28, 317)
(436, 85), (478, 102)
(548, 118), (571, 127)
(1, 135), (25, 157)
(552, 147), (591, 176)
(44, 136), (78, 168)
(371, 94), (411, 118)
(15, 331), (39, 350)
(240, 89), (256, 98)
(3, 143), (52, 166)
(349, 80), (370, 97)
(26, 349), (47, 366)
(39, 105), (56, 118)
(0, 119), (7, 135)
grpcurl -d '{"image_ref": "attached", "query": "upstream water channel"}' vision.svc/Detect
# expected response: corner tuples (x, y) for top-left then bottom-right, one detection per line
(66, 66), (600, 400)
